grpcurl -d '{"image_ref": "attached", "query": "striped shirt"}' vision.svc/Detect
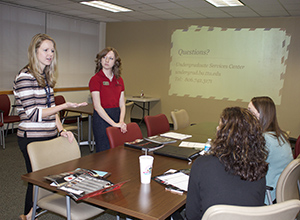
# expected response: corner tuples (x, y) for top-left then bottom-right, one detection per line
(13, 70), (58, 138)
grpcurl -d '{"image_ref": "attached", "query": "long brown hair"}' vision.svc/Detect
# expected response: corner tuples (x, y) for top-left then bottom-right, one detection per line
(251, 96), (288, 143)
(210, 107), (268, 181)
(95, 47), (122, 78)
(21, 33), (57, 88)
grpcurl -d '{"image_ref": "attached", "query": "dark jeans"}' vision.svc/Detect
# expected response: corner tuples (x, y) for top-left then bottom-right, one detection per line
(18, 134), (56, 215)
(92, 108), (120, 153)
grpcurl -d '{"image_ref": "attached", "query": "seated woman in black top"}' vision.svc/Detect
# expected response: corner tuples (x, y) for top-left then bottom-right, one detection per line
(186, 107), (268, 220)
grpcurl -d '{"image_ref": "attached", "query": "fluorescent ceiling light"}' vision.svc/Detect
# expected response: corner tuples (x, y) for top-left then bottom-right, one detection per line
(80, 1), (132, 13)
(205, 0), (244, 7)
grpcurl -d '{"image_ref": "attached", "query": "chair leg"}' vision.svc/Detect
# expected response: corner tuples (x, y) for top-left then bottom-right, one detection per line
(5, 123), (9, 137)
(266, 189), (273, 205)
(1, 128), (4, 149)
(2, 128), (5, 149)
(5, 123), (15, 136)
(66, 195), (71, 220)
(80, 113), (83, 141)
(91, 135), (95, 152)
(77, 117), (80, 144)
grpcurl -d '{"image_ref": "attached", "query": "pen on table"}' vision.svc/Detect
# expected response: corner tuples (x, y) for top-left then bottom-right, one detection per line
(165, 187), (184, 195)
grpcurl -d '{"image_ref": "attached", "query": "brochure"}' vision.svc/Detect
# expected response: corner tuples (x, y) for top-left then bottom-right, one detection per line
(144, 135), (177, 144)
(44, 168), (126, 201)
(45, 168), (111, 186)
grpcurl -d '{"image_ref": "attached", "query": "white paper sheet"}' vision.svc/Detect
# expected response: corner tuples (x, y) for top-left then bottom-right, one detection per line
(160, 132), (192, 140)
(179, 141), (205, 149)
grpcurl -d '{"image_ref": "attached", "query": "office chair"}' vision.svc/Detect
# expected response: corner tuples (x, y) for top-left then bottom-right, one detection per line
(276, 158), (300, 203)
(201, 199), (300, 220)
(170, 109), (191, 130)
(54, 95), (82, 143)
(144, 113), (170, 137)
(0, 110), (4, 149)
(294, 135), (300, 159)
(0, 94), (20, 137)
(124, 101), (134, 124)
(106, 122), (143, 148)
(266, 158), (300, 205)
(27, 136), (104, 220)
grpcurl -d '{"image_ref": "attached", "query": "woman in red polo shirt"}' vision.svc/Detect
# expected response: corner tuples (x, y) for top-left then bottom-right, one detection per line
(89, 47), (127, 152)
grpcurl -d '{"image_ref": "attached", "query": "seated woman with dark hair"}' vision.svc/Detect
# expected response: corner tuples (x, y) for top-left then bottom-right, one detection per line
(186, 107), (268, 220)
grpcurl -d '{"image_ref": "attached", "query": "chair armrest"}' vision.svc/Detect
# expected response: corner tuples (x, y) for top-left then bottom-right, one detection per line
(61, 114), (81, 125)
(289, 137), (297, 144)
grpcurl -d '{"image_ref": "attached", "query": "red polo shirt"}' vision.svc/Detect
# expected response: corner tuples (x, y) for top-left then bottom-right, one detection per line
(89, 70), (125, 108)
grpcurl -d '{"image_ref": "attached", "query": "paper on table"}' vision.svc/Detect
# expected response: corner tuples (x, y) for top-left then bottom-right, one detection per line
(179, 141), (205, 149)
(160, 132), (192, 140)
(157, 172), (189, 191)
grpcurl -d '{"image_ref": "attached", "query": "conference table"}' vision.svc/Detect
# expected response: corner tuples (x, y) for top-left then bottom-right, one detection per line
(21, 123), (217, 220)
(126, 96), (160, 124)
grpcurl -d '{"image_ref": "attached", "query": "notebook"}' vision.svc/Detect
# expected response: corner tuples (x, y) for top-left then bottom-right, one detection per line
(153, 145), (202, 161)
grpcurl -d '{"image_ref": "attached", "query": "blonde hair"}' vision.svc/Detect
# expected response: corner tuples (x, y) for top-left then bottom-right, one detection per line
(25, 33), (57, 87)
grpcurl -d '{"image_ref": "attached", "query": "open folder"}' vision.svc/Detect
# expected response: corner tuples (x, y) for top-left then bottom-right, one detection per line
(153, 170), (190, 193)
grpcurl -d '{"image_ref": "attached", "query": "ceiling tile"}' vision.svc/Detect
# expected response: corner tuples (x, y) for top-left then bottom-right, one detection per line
(0, 0), (300, 22)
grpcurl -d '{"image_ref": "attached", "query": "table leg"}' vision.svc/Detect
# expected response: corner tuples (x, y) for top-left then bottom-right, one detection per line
(88, 115), (92, 150)
(147, 102), (150, 115)
(79, 114), (94, 152)
(132, 101), (151, 124)
(31, 186), (39, 220)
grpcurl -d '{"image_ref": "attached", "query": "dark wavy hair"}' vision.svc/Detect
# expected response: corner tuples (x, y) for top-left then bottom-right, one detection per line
(210, 107), (268, 181)
(250, 96), (288, 144)
(94, 47), (122, 79)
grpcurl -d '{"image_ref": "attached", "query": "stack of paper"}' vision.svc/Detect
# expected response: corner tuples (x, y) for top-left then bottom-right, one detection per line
(160, 132), (192, 140)
(179, 141), (205, 149)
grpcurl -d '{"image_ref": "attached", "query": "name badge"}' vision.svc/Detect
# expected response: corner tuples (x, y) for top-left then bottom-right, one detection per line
(103, 81), (109, 86)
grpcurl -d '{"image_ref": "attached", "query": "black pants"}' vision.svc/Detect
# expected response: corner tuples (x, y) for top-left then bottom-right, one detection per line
(18, 134), (56, 215)
(92, 108), (120, 153)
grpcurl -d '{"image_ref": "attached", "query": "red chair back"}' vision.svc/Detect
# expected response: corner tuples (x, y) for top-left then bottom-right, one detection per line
(0, 94), (20, 124)
(0, 94), (11, 117)
(294, 136), (300, 159)
(54, 95), (66, 118)
(106, 122), (143, 149)
(54, 95), (77, 124)
(144, 113), (170, 137)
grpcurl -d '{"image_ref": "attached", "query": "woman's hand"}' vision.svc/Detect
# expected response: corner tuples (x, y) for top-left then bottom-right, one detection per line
(115, 122), (127, 133)
(65, 102), (88, 108)
(60, 130), (75, 143)
(120, 122), (127, 133)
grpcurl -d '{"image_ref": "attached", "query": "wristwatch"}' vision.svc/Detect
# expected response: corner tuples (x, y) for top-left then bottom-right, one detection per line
(59, 129), (67, 136)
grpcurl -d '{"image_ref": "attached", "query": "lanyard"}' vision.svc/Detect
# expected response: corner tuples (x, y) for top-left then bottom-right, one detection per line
(44, 75), (51, 108)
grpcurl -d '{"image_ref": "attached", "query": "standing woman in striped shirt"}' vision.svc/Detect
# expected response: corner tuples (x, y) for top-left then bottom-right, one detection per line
(13, 33), (87, 220)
